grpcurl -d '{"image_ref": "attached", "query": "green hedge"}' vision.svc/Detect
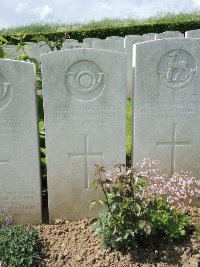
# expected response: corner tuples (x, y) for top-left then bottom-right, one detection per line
(3, 20), (200, 44)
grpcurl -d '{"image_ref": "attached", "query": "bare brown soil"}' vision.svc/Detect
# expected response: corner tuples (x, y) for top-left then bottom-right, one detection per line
(36, 207), (200, 267)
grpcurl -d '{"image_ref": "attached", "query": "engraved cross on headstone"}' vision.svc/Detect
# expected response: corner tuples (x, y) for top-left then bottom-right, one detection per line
(0, 159), (10, 165)
(156, 123), (191, 176)
(68, 134), (104, 189)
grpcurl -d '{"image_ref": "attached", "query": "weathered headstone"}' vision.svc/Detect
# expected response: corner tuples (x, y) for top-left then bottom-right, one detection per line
(41, 49), (127, 221)
(83, 38), (101, 48)
(133, 38), (200, 177)
(124, 35), (154, 97)
(4, 44), (16, 48)
(25, 42), (38, 46)
(4, 45), (21, 60)
(92, 39), (125, 52)
(62, 42), (89, 49)
(4, 43), (51, 62)
(125, 35), (138, 38)
(155, 31), (184, 39)
(38, 42), (53, 52)
(25, 43), (44, 62)
(106, 36), (124, 40)
(63, 39), (78, 43)
(143, 33), (156, 38)
(185, 29), (200, 38)
(0, 59), (42, 224)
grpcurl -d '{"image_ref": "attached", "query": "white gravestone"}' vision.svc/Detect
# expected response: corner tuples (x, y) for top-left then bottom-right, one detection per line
(83, 38), (101, 48)
(37, 43), (52, 55)
(63, 39), (78, 43)
(62, 42), (89, 49)
(125, 35), (138, 38)
(4, 43), (51, 62)
(92, 39), (125, 52)
(155, 31), (184, 39)
(41, 49), (127, 221)
(124, 35), (154, 97)
(26, 43), (44, 62)
(133, 38), (200, 177)
(0, 59), (42, 224)
(106, 36), (124, 40)
(4, 45), (16, 48)
(143, 33), (156, 38)
(4, 45), (21, 60)
(25, 42), (38, 46)
(185, 29), (200, 38)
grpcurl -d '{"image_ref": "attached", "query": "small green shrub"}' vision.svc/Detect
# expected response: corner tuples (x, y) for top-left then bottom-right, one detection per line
(0, 224), (43, 267)
(146, 197), (189, 238)
(91, 161), (199, 249)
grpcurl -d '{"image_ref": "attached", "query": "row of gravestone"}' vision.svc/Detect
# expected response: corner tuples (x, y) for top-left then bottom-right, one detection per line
(1, 35), (200, 225)
(5, 29), (200, 98)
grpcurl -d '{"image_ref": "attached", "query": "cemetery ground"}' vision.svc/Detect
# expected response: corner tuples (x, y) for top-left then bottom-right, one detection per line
(37, 183), (200, 267)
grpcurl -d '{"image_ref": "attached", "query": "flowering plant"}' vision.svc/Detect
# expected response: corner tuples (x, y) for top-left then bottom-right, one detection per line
(137, 158), (200, 211)
(91, 159), (200, 249)
(0, 208), (14, 228)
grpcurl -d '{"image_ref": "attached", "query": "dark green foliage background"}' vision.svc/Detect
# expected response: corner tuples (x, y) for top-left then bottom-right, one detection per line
(2, 20), (200, 44)
(0, 225), (43, 267)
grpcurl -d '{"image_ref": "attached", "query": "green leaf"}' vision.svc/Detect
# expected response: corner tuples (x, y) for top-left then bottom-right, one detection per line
(112, 196), (123, 203)
(16, 54), (29, 61)
(138, 220), (146, 229)
(15, 45), (21, 52)
(135, 203), (142, 215)
(40, 147), (46, 156)
(180, 229), (186, 235)
(91, 178), (100, 190)
(28, 57), (40, 68)
(89, 200), (104, 210)
(115, 237), (122, 242)
(0, 36), (8, 43)
(31, 35), (48, 42)
(0, 48), (5, 58)
(121, 201), (129, 209)
(144, 223), (151, 235)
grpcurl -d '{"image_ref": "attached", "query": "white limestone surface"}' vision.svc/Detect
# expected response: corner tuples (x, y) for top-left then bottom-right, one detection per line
(155, 31), (184, 39)
(62, 42), (89, 49)
(185, 29), (200, 38)
(106, 36), (124, 40)
(41, 49), (127, 221)
(124, 35), (154, 97)
(133, 38), (200, 177)
(83, 38), (101, 48)
(63, 39), (78, 43)
(92, 39), (125, 52)
(143, 33), (156, 38)
(4, 46), (21, 60)
(0, 59), (42, 224)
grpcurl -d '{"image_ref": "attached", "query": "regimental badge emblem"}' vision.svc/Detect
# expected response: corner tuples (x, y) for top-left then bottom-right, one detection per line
(65, 60), (105, 101)
(158, 49), (196, 90)
(0, 73), (11, 110)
